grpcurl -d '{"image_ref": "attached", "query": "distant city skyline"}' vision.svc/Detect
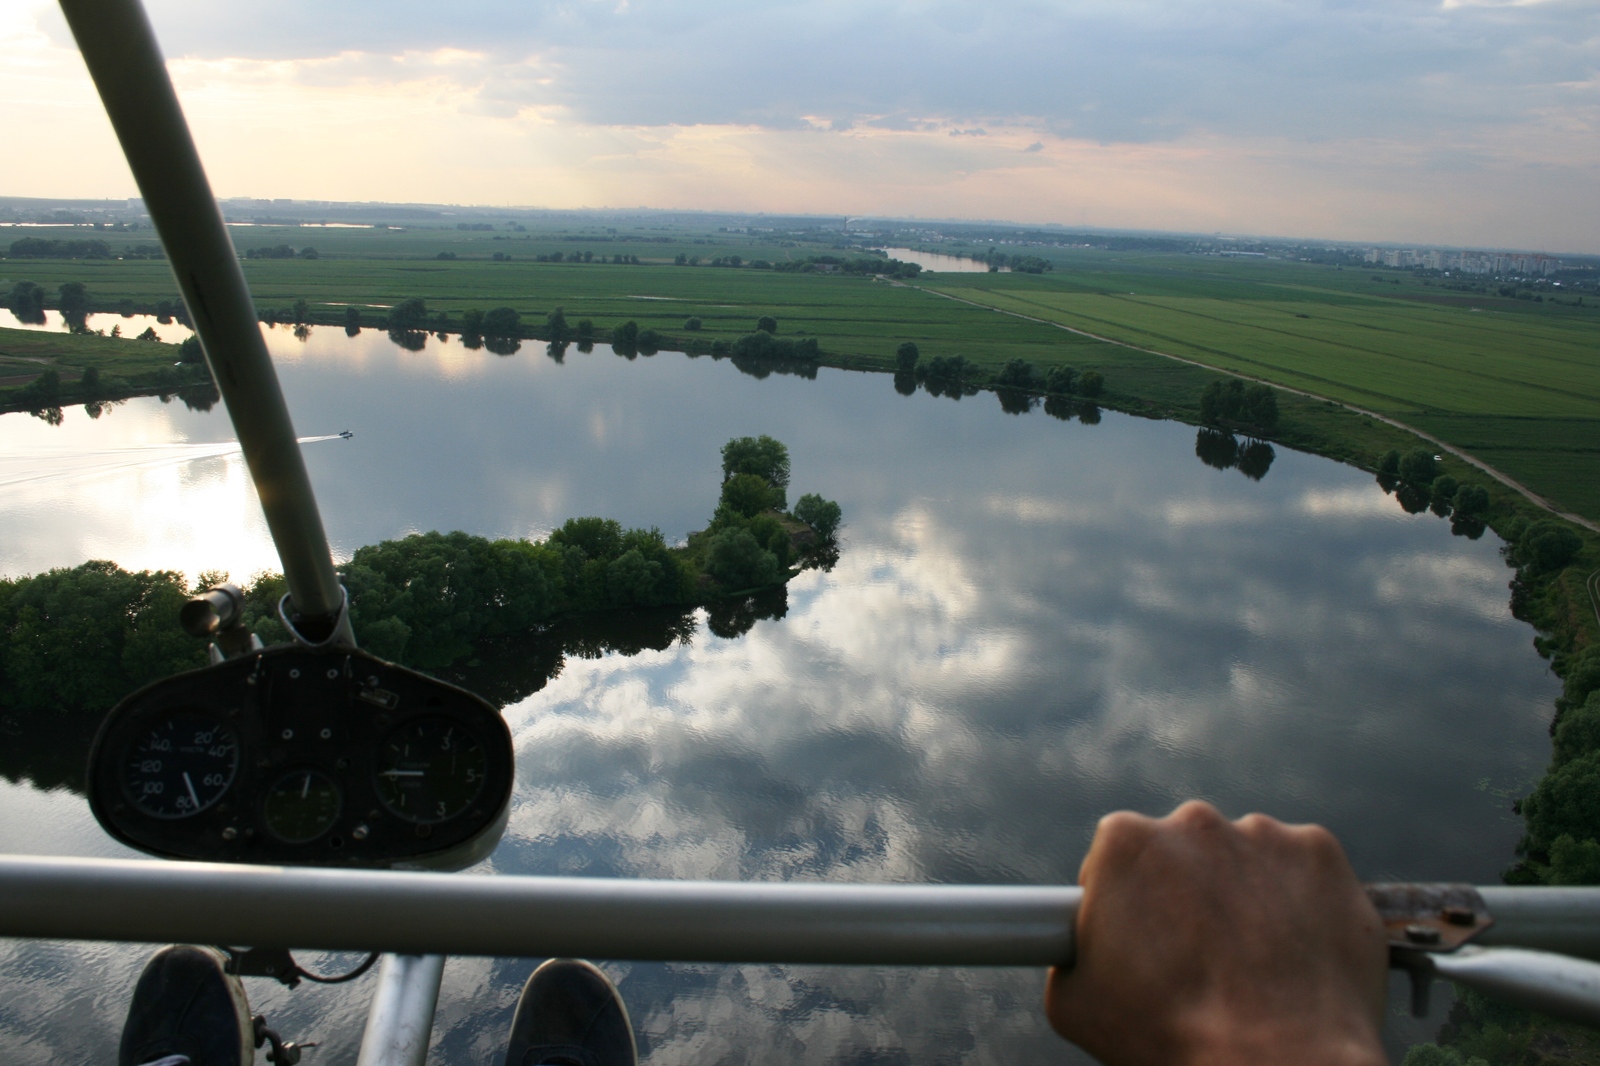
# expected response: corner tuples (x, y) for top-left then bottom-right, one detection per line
(4, 0), (1597, 254)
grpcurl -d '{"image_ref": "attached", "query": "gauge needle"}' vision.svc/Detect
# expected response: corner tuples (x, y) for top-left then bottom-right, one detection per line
(301, 773), (311, 798)
(380, 770), (425, 777)
(183, 772), (200, 808)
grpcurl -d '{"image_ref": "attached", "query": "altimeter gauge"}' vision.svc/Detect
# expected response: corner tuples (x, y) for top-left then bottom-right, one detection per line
(375, 718), (488, 824)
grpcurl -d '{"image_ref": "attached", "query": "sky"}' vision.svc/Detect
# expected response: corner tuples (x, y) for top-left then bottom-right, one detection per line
(2, 0), (1598, 251)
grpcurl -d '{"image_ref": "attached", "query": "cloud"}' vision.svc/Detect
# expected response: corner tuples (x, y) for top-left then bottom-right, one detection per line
(8, 0), (1599, 245)
(24, 0), (1591, 146)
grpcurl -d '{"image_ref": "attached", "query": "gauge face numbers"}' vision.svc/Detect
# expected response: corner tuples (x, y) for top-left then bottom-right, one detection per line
(263, 769), (342, 843)
(375, 719), (487, 825)
(122, 712), (239, 819)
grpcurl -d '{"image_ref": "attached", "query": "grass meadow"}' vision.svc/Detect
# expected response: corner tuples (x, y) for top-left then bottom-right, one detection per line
(5, 224), (1597, 518)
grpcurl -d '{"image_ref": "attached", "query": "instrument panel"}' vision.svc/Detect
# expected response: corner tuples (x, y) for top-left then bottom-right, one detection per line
(88, 646), (514, 870)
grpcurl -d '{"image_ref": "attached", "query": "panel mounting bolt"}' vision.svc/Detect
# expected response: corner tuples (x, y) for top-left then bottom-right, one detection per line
(1405, 924), (1442, 945)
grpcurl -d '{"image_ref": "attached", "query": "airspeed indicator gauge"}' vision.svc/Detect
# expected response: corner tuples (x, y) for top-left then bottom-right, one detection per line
(121, 711), (238, 819)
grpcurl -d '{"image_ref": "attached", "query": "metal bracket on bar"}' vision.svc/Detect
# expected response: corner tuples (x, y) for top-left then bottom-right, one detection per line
(278, 586), (356, 650)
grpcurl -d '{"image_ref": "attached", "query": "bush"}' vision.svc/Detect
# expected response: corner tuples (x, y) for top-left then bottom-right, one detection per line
(794, 493), (842, 537)
(895, 341), (920, 372)
(756, 316), (777, 334)
(1045, 366), (1076, 395)
(731, 331), (817, 361)
(1078, 370), (1104, 398)
(684, 317), (702, 331)
(703, 528), (782, 590)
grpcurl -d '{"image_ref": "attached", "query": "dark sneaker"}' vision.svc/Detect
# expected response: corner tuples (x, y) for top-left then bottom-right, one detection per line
(119, 945), (255, 1066)
(504, 958), (637, 1066)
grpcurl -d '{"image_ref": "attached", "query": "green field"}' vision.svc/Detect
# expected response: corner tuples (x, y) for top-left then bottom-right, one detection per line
(924, 256), (1600, 520)
(5, 223), (1599, 520)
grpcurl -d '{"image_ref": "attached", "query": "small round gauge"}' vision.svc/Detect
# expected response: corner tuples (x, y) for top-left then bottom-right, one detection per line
(263, 769), (342, 843)
(122, 711), (239, 819)
(375, 718), (488, 824)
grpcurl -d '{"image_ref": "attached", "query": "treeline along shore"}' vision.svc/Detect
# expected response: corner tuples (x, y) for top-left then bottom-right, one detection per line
(0, 435), (839, 732)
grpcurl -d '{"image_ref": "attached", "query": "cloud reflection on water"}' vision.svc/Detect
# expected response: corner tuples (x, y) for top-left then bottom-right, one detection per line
(0, 335), (1561, 1064)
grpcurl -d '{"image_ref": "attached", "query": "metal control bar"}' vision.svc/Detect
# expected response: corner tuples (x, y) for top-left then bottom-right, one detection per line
(3, 855), (1600, 966)
(0, 856), (1077, 967)
(13, 857), (1600, 1028)
(57, 0), (346, 634)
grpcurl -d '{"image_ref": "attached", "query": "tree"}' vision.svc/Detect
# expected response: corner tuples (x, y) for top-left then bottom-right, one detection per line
(343, 306), (362, 333)
(720, 473), (785, 517)
(1397, 448), (1437, 485)
(546, 306), (568, 340)
(1520, 521), (1582, 573)
(756, 316), (777, 334)
(58, 281), (90, 316)
(1195, 428), (1239, 471)
(895, 341), (920, 372)
(178, 336), (203, 363)
(721, 435), (790, 489)
(1242, 383), (1278, 430)
(1454, 483), (1489, 518)
(386, 297), (428, 333)
(1077, 370), (1104, 398)
(613, 321), (639, 352)
(1236, 441), (1276, 481)
(1378, 450), (1401, 476)
(996, 359), (1037, 389)
(291, 298), (309, 325)
(1430, 475), (1459, 509)
(7, 280), (46, 322)
(482, 307), (521, 337)
(703, 528), (782, 590)
(1045, 366), (1076, 395)
(793, 494), (841, 537)
(0, 561), (203, 715)
(684, 317), (702, 331)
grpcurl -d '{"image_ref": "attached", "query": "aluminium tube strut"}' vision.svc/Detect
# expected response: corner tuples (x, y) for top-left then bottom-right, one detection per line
(56, 0), (345, 632)
(6, 855), (1600, 968)
(15, 859), (1600, 1024)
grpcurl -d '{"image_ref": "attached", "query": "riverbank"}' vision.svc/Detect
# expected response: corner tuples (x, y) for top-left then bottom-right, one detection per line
(0, 326), (213, 415)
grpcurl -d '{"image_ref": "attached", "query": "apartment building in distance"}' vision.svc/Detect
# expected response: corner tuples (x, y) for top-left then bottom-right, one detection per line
(1364, 247), (1562, 276)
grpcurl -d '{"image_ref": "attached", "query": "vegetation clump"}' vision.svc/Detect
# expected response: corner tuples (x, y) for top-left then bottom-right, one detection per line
(0, 437), (841, 702)
(1199, 378), (1278, 431)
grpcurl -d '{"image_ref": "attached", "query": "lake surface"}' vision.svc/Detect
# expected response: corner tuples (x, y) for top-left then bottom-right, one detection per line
(0, 322), (1560, 1063)
(874, 247), (1003, 273)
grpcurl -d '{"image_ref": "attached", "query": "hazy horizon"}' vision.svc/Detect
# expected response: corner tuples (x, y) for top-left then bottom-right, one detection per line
(5, 0), (1597, 253)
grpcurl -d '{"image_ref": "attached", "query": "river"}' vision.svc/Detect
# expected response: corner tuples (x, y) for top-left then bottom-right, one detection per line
(0, 319), (1559, 1063)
